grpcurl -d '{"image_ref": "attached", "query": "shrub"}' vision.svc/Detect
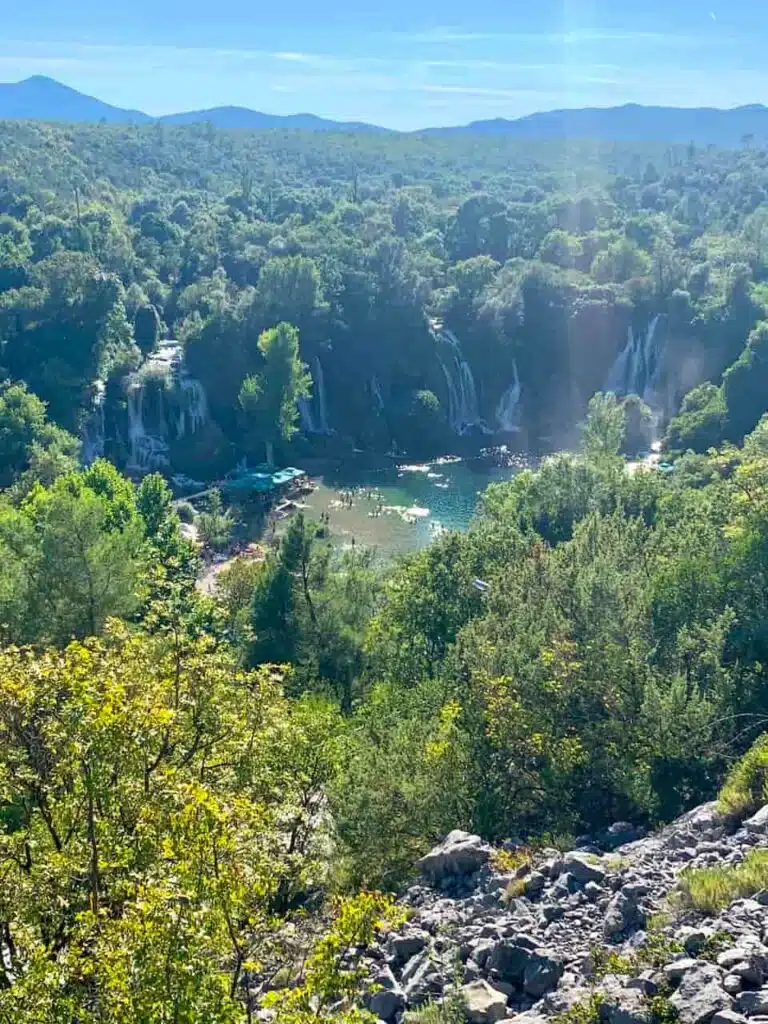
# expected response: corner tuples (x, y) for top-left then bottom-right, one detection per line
(175, 499), (196, 523)
(678, 849), (768, 914)
(404, 992), (467, 1024)
(717, 733), (768, 818)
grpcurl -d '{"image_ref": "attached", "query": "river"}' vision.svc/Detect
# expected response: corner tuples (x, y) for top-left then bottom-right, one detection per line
(296, 451), (530, 558)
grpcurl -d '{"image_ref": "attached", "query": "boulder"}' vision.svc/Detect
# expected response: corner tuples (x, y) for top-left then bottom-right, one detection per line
(663, 959), (700, 983)
(670, 963), (733, 1024)
(460, 980), (508, 1024)
(604, 893), (644, 938)
(744, 806), (768, 835)
(598, 980), (653, 1024)
(735, 991), (768, 1016)
(369, 967), (405, 1022)
(418, 831), (492, 884)
(523, 949), (564, 997)
(711, 1013), (748, 1024)
(389, 930), (428, 964)
(486, 936), (534, 984)
(563, 852), (607, 885)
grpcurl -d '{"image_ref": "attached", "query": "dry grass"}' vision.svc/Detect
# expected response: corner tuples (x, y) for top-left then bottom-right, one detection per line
(678, 849), (768, 914)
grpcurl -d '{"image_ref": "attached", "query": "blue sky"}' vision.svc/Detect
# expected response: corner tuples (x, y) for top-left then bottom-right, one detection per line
(2, 0), (768, 128)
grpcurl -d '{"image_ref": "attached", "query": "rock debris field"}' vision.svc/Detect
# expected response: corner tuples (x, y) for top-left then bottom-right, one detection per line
(362, 802), (768, 1024)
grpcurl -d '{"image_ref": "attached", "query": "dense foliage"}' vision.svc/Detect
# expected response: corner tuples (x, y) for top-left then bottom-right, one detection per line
(4, 122), (768, 1019)
(3, 123), (768, 466)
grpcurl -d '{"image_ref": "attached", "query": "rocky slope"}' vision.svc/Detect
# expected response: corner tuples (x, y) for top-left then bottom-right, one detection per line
(363, 802), (768, 1024)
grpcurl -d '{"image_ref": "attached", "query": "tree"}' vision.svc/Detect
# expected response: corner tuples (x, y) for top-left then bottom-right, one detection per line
(580, 392), (626, 461)
(0, 380), (79, 489)
(196, 488), (235, 552)
(0, 462), (146, 645)
(239, 322), (311, 467)
(621, 395), (654, 457)
(0, 628), (341, 1022)
(133, 302), (161, 355)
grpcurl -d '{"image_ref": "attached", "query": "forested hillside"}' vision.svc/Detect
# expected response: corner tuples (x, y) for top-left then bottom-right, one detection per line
(2, 121), (768, 473)
(4, 121), (768, 1021)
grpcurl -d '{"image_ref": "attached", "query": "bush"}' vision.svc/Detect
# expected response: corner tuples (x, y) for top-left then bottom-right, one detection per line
(717, 732), (768, 818)
(678, 849), (768, 914)
(175, 499), (196, 524)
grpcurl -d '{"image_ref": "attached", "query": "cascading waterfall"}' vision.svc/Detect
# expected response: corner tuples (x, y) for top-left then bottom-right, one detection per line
(436, 327), (489, 435)
(370, 375), (385, 413)
(121, 340), (209, 472)
(605, 314), (663, 403)
(299, 355), (332, 434)
(81, 382), (106, 465)
(496, 360), (522, 432)
(126, 382), (169, 472)
(176, 376), (208, 438)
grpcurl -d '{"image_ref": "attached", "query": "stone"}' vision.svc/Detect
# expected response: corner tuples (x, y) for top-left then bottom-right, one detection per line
(563, 852), (607, 885)
(744, 806), (768, 835)
(598, 980), (653, 1024)
(604, 893), (643, 938)
(403, 956), (443, 1006)
(735, 991), (768, 1016)
(670, 963), (733, 1024)
(486, 937), (534, 984)
(523, 949), (564, 997)
(724, 976), (744, 996)
(663, 959), (700, 983)
(418, 830), (492, 884)
(541, 903), (565, 923)
(711, 1013), (748, 1024)
(585, 881), (605, 901)
(604, 822), (643, 850)
(369, 968), (405, 1022)
(461, 980), (508, 1024)
(389, 930), (428, 963)
(525, 872), (547, 896)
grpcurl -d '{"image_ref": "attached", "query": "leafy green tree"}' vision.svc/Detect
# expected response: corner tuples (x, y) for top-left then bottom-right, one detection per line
(196, 488), (235, 552)
(0, 380), (79, 489)
(580, 391), (626, 461)
(0, 628), (340, 1022)
(239, 322), (311, 467)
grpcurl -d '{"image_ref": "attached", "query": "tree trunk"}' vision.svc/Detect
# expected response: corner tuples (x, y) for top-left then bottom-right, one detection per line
(265, 440), (275, 469)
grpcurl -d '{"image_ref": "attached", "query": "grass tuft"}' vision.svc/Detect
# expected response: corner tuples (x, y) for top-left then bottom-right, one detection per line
(678, 849), (768, 914)
(717, 733), (768, 818)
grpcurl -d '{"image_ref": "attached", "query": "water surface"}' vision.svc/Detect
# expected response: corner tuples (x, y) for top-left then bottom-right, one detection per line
(298, 454), (528, 558)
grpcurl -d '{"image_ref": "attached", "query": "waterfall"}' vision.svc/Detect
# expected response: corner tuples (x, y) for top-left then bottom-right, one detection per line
(605, 315), (663, 403)
(81, 382), (106, 465)
(496, 360), (522, 432)
(299, 356), (332, 434)
(126, 383), (169, 472)
(315, 356), (330, 434)
(370, 375), (385, 412)
(176, 375), (208, 438)
(436, 327), (489, 435)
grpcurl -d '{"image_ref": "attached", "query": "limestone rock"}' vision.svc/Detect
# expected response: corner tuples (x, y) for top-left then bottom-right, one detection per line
(670, 963), (734, 1024)
(523, 949), (564, 997)
(418, 831), (492, 883)
(563, 852), (607, 885)
(461, 980), (509, 1024)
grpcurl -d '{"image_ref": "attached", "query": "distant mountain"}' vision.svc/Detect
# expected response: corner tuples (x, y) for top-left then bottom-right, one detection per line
(425, 103), (768, 147)
(0, 76), (150, 124)
(3, 77), (768, 147)
(0, 77), (381, 133)
(157, 106), (384, 132)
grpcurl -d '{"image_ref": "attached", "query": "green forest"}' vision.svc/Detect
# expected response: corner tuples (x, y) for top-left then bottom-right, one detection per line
(4, 121), (768, 1021)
